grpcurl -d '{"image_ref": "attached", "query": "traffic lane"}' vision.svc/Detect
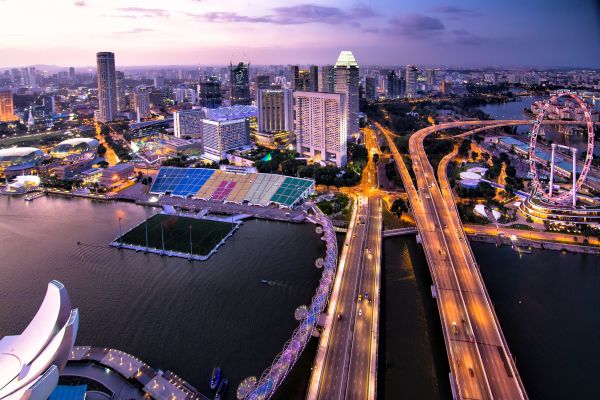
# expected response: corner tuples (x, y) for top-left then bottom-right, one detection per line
(318, 207), (367, 398)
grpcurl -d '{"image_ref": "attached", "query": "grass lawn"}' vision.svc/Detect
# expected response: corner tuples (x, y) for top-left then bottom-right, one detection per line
(118, 214), (235, 256)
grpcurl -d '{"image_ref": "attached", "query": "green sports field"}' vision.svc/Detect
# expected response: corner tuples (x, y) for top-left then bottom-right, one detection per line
(118, 214), (235, 256)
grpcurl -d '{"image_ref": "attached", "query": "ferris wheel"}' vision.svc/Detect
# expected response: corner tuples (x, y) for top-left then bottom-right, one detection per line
(528, 91), (595, 205)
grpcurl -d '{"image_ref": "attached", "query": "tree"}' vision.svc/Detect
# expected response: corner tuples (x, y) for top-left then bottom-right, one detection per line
(458, 139), (471, 157)
(97, 143), (107, 156)
(390, 198), (408, 218)
(482, 153), (490, 163)
(373, 153), (380, 164)
(471, 151), (479, 161)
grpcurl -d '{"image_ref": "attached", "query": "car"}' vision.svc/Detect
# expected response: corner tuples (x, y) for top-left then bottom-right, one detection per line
(452, 322), (459, 335)
(337, 313), (343, 321)
(358, 308), (363, 316)
(469, 367), (474, 377)
(358, 294), (363, 302)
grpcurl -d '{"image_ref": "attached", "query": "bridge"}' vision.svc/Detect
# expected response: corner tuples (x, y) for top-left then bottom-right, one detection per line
(382, 227), (418, 237)
(376, 119), (529, 399)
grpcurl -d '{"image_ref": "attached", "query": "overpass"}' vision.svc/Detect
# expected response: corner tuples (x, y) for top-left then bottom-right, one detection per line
(376, 119), (529, 400)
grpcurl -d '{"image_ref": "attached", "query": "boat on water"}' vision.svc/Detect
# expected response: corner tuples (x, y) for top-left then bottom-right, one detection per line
(260, 279), (274, 286)
(210, 367), (221, 390)
(214, 378), (229, 400)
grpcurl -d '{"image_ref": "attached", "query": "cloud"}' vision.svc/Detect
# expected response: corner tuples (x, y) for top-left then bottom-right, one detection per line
(187, 4), (376, 25)
(384, 14), (445, 38)
(113, 28), (155, 35)
(363, 27), (380, 33)
(431, 5), (480, 17)
(451, 29), (491, 45)
(117, 7), (170, 18)
(73, 0), (87, 6)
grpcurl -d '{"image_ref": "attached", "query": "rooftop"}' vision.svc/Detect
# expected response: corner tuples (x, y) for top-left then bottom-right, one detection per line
(335, 51), (359, 68)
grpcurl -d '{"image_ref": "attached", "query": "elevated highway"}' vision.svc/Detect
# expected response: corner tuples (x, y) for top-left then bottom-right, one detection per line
(376, 119), (529, 400)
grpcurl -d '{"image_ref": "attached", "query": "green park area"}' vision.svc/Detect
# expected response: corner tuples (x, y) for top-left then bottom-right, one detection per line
(117, 214), (235, 256)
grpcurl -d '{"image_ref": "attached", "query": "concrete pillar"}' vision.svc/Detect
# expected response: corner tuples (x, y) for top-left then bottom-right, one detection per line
(572, 148), (577, 207)
(549, 143), (556, 197)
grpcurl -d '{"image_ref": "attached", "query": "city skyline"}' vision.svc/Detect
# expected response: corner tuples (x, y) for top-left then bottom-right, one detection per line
(1, 0), (599, 68)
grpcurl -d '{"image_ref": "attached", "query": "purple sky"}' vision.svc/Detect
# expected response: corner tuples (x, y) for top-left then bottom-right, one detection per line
(1, 0), (599, 67)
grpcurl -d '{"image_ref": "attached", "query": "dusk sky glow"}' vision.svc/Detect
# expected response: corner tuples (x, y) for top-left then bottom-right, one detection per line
(1, 0), (599, 67)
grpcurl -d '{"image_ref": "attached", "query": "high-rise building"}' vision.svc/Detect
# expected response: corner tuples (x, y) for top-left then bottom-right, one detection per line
(0, 91), (17, 122)
(319, 65), (335, 93)
(229, 62), (251, 105)
(116, 70), (126, 112)
(255, 75), (271, 90)
(96, 52), (117, 123)
(257, 89), (293, 133)
(132, 87), (150, 121)
(294, 91), (347, 167)
(43, 95), (55, 115)
(201, 118), (250, 160)
(198, 77), (222, 108)
(308, 65), (319, 92)
(405, 65), (418, 98)
(386, 70), (399, 99)
(426, 69), (435, 87)
(174, 87), (187, 104)
(365, 77), (377, 100)
(290, 65), (300, 90)
(334, 50), (359, 136)
(174, 109), (205, 138)
(154, 76), (165, 89)
(69, 67), (75, 80)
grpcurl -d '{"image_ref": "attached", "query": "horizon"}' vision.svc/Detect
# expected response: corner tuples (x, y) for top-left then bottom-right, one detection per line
(1, 0), (599, 68)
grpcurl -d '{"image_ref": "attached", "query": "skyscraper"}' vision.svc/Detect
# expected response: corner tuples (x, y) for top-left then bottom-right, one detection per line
(405, 65), (418, 98)
(229, 62), (251, 105)
(132, 87), (150, 121)
(319, 65), (335, 93)
(386, 70), (399, 99)
(294, 91), (347, 167)
(334, 51), (359, 136)
(0, 91), (17, 122)
(365, 77), (377, 101)
(198, 77), (222, 108)
(115, 70), (126, 112)
(290, 65), (300, 90)
(255, 75), (271, 90)
(96, 52), (117, 123)
(257, 89), (293, 134)
(308, 65), (319, 92)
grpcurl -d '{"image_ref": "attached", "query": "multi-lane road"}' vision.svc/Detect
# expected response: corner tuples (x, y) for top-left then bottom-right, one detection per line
(310, 127), (382, 400)
(377, 119), (529, 399)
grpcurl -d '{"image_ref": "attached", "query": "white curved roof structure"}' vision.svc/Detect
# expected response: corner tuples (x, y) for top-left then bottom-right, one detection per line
(0, 281), (78, 400)
(0, 147), (42, 158)
(55, 138), (99, 148)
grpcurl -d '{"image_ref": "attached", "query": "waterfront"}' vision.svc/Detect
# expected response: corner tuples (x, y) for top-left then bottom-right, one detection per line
(480, 96), (600, 155)
(474, 242), (600, 399)
(379, 236), (451, 399)
(0, 196), (324, 400)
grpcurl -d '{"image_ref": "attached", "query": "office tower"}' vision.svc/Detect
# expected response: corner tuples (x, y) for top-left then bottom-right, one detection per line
(309, 65), (319, 92)
(290, 65), (300, 90)
(0, 91), (17, 122)
(198, 77), (222, 108)
(149, 91), (163, 107)
(186, 88), (197, 104)
(398, 77), (406, 98)
(43, 95), (55, 115)
(426, 69), (435, 87)
(386, 70), (399, 99)
(116, 70), (126, 112)
(201, 118), (250, 160)
(174, 87), (186, 104)
(229, 62), (251, 105)
(154, 76), (165, 89)
(294, 91), (347, 167)
(96, 52), (117, 123)
(257, 89), (293, 133)
(28, 67), (37, 88)
(132, 87), (150, 121)
(365, 77), (376, 101)
(319, 65), (335, 93)
(174, 109), (205, 138)
(255, 75), (271, 90)
(405, 65), (418, 98)
(334, 50), (359, 136)
(69, 67), (75, 80)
